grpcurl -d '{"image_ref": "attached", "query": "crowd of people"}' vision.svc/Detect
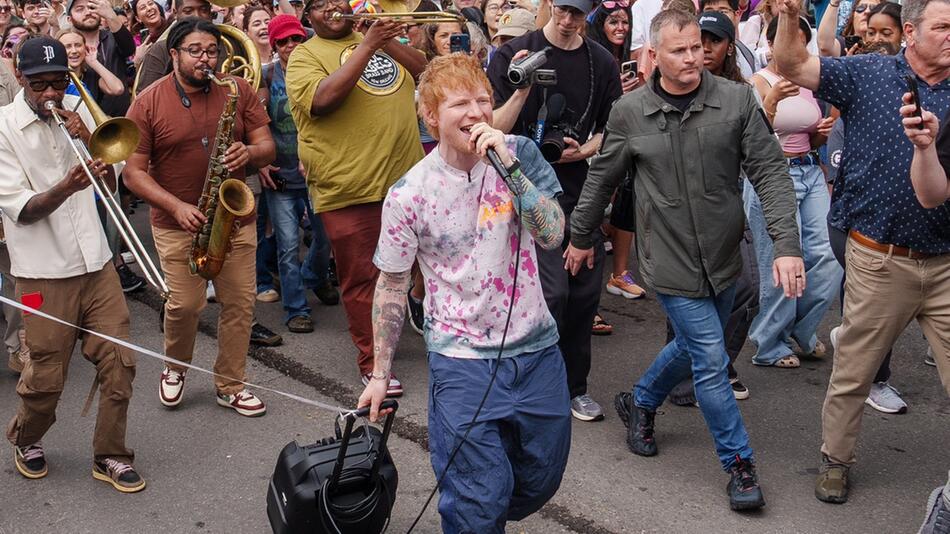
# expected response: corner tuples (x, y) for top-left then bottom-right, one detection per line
(0, 0), (948, 530)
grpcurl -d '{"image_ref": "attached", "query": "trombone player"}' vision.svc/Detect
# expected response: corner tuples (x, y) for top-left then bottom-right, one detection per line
(125, 18), (275, 417)
(0, 36), (145, 493)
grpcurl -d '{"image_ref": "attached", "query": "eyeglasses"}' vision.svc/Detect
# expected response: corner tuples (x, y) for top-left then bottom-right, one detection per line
(0, 6), (13, 13)
(309, 0), (347, 10)
(27, 77), (70, 91)
(275, 34), (304, 46)
(601, 0), (629, 8)
(178, 45), (220, 58)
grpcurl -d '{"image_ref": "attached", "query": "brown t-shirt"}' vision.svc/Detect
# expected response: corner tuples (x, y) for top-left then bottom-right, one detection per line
(127, 74), (270, 229)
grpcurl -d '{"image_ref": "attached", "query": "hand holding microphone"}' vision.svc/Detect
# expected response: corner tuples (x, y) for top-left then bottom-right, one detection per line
(469, 123), (522, 194)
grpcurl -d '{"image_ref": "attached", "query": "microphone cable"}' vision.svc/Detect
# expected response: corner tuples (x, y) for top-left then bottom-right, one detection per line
(405, 149), (525, 533)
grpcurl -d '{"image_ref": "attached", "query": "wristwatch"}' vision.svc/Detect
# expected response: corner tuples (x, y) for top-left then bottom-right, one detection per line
(505, 156), (522, 177)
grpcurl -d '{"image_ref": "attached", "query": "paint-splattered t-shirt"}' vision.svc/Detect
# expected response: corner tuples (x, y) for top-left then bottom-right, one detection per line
(374, 135), (562, 359)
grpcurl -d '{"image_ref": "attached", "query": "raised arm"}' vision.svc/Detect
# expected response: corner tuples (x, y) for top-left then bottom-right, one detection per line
(773, 0), (821, 91)
(816, 0), (843, 57)
(357, 269), (412, 422)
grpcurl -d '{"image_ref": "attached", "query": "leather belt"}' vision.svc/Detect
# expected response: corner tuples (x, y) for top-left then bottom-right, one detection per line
(848, 230), (939, 259)
(785, 151), (821, 166)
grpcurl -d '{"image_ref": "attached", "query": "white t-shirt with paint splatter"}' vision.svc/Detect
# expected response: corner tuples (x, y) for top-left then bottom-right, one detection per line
(374, 135), (561, 359)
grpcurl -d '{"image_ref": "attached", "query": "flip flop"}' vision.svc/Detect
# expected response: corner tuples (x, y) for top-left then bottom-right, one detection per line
(592, 314), (613, 336)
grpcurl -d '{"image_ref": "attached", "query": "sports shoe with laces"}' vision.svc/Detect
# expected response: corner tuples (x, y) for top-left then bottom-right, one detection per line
(14, 443), (47, 479)
(93, 458), (146, 493)
(731, 378), (750, 400)
(116, 264), (145, 293)
(606, 270), (646, 299)
(727, 456), (765, 511)
(815, 456), (850, 504)
(626, 404), (658, 457)
(287, 315), (314, 333)
(250, 321), (283, 347)
(919, 473), (950, 534)
(217, 389), (266, 417)
(614, 391), (632, 427)
(571, 394), (604, 421)
(159, 367), (185, 408)
(865, 381), (907, 414)
(406, 293), (425, 336)
(361, 372), (404, 397)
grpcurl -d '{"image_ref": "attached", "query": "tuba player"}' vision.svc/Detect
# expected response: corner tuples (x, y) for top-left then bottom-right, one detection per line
(125, 18), (275, 416)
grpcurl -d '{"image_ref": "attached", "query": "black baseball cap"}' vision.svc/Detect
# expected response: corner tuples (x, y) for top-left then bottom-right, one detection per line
(698, 11), (735, 42)
(553, 0), (594, 14)
(16, 36), (69, 76)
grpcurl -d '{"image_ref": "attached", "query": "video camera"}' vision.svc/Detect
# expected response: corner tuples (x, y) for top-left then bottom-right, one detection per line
(507, 46), (557, 88)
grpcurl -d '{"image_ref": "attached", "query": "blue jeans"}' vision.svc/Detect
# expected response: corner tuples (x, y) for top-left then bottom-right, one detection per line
(255, 194), (277, 293)
(634, 284), (754, 470)
(263, 187), (330, 323)
(743, 165), (843, 365)
(428, 345), (571, 534)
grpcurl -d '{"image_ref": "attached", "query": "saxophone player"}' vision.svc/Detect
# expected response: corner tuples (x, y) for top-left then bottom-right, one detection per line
(125, 18), (276, 417)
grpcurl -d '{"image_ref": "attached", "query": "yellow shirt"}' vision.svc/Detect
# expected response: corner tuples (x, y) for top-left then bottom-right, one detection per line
(286, 32), (423, 213)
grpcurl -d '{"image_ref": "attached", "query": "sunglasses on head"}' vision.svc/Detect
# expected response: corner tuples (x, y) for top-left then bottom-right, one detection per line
(600, 0), (629, 8)
(28, 77), (70, 91)
(275, 34), (304, 46)
(853, 3), (872, 12)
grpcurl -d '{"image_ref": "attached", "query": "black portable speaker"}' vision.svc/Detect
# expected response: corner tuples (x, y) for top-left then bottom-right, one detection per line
(266, 400), (398, 534)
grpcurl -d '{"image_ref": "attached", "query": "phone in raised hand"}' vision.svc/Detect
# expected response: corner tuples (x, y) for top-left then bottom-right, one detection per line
(905, 75), (924, 130)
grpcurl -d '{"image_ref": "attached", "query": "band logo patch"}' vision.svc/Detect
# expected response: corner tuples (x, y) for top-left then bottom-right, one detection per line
(340, 44), (405, 96)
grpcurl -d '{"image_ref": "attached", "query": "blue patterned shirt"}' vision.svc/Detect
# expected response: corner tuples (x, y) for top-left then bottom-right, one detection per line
(817, 52), (950, 253)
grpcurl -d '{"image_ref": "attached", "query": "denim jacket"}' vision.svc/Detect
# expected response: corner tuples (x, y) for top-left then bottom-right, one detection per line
(571, 70), (801, 298)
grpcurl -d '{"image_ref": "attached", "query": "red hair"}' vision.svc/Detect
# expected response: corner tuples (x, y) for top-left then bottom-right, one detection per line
(417, 53), (493, 140)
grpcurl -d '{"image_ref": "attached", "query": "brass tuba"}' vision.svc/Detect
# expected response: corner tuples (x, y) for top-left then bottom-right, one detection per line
(189, 70), (255, 280)
(131, 21), (262, 97)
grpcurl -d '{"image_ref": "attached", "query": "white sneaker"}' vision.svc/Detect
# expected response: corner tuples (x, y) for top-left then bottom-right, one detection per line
(159, 367), (185, 408)
(865, 382), (908, 414)
(217, 389), (266, 417)
(257, 288), (279, 303)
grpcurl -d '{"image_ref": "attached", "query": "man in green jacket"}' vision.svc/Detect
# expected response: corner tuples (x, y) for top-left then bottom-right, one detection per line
(567, 10), (804, 511)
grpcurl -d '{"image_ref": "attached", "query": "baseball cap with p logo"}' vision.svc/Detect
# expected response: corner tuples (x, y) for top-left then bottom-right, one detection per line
(16, 36), (69, 76)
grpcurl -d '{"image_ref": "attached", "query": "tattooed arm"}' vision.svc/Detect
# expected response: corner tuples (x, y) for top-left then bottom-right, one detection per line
(503, 169), (565, 250)
(469, 123), (565, 250)
(357, 269), (412, 422)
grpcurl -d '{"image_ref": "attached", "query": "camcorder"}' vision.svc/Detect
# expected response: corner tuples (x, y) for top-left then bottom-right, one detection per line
(507, 46), (556, 88)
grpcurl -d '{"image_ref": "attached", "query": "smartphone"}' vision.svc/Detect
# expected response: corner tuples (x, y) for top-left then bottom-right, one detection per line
(449, 33), (471, 54)
(905, 74), (924, 130)
(844, 35), (863, 50)
(621, 60), (637, 77)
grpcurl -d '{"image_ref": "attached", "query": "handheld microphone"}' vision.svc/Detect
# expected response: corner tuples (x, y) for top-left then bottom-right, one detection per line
(486, 148), (508, 179)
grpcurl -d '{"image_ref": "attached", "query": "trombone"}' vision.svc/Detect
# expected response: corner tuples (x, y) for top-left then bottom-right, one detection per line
(46, 72), (170, 299)
(329, 0), (464, 23)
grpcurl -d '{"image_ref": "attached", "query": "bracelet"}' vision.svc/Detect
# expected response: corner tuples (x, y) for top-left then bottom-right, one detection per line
(370, 371), (388, 381)
(829, 1), (839, 7)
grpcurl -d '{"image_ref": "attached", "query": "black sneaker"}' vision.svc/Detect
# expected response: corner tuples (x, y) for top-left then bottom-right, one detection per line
(14, 443), (47, 479)
(250, 321), (283, 347)
(116, 264), (145, 293)
(93, 458), (146, 493)
(406, 293), (425, 336)
(614, 391), (632, 428)
(626, 404), (658, 457)
(313, 281), (340, 306)
(727, 456), (765, 511)
(668, 380), (697, 407)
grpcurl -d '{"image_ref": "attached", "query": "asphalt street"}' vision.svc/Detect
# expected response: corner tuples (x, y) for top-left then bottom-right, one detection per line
(1, 205), (948, 534)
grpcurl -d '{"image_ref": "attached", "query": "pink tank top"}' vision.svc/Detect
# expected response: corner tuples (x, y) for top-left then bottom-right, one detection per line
(757, 69), (822, 154)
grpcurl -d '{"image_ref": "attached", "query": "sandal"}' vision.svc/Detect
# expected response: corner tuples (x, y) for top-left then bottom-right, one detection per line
(773, 355), (801, 368)
(592, 314), (613, 336)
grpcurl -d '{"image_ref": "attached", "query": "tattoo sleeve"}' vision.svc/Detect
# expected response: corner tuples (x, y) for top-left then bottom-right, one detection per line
(505, 170), (565, 250)
(371, 269), (413, 376)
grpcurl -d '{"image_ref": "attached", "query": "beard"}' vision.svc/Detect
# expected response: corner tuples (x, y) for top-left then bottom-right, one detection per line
(72, 14), (100, 31)
(178, 64), (211, 88)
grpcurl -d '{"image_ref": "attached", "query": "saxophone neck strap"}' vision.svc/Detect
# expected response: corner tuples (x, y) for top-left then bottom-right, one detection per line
(173, 74), (210, 109)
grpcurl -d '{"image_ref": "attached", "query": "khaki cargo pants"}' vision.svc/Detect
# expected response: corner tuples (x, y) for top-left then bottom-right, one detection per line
(6, 264), (136, 463)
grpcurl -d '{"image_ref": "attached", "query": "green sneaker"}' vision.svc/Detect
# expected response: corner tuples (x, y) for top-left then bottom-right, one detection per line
(815, 459), (850, 504)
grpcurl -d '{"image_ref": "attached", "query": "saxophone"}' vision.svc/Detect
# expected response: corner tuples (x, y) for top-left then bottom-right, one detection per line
(189, 71), (255, 280)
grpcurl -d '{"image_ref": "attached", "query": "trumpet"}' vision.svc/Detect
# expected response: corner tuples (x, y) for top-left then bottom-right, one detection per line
(46, 74), (170, 298)
(329, 10), (465, 23)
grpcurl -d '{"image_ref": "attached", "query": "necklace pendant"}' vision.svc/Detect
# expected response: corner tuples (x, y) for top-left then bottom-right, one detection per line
(201, 136), (209, 149)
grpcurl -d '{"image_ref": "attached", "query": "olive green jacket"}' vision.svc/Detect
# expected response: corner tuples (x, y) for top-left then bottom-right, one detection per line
(571, 70), (801, 298)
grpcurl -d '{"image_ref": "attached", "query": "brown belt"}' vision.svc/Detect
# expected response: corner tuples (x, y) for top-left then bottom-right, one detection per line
(848, 230), (938, 259)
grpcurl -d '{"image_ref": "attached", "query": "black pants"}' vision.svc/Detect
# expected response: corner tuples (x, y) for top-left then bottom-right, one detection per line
(827, 224), (891, 383)
(665, 231), (759, 381)
(537, 232), (605, 399)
